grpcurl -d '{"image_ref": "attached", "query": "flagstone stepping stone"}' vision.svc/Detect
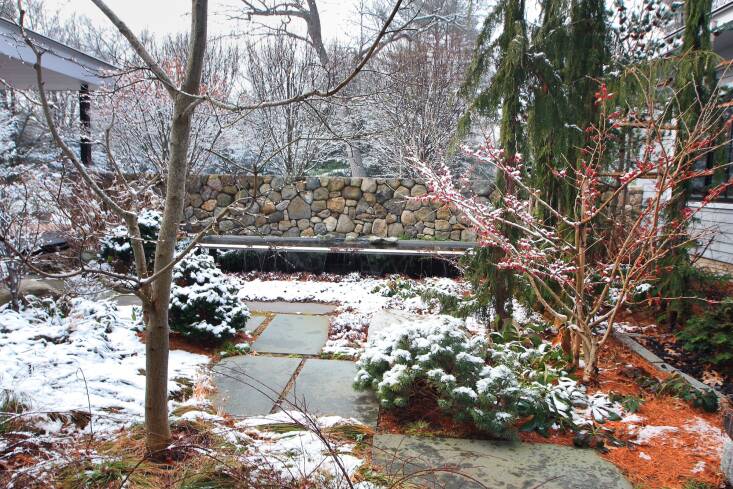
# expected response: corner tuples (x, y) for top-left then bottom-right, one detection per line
(212, 355), (301, 417)
(252, 314), (329, 355)
(283, 359), (379, 426)
(245, 300), (337, 315)
(246, 314), (267, 331)
(373, 434), (633, 489)
(114, 294), (142, 307)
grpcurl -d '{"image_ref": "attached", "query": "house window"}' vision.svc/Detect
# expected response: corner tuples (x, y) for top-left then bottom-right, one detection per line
(690, 121), (733, 202)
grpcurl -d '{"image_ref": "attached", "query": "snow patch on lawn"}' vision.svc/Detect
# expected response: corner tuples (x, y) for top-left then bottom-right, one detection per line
(0, 298), (209, 433)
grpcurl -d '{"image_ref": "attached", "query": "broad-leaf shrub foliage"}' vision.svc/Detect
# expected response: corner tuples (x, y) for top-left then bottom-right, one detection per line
(354, 318), (619, 438)
(169, 252), (249, 344)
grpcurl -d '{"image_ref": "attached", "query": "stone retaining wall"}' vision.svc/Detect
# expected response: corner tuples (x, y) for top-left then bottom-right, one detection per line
(184, 175), (487, 240)
(183, 174), (645, 241)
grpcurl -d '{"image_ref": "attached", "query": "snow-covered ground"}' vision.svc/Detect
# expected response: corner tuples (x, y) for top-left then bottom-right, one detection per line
(0, 278), (391, 488)
(236, 272), (469, 356)
(0, 298), (208, 433)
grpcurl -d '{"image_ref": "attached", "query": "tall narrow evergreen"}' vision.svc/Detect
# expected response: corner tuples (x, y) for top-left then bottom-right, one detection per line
(460, 0), (529, 325)
(564, 0), (609, 210)
(528, 0), (570, 220)
(661, 0), (716, 327)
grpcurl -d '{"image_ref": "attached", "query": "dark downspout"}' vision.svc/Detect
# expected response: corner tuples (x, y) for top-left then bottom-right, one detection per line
(79, 83), (92, 166)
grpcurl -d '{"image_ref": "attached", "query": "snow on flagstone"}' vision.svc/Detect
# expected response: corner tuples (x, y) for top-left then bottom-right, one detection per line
(236, 273), (469, 356)
(233, 412), (368, 485)
(0, 298), (209, 433)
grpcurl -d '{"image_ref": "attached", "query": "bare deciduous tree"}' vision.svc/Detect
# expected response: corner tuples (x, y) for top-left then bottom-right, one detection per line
(15, 0), (404, 457)
(243, 37), (338, 177)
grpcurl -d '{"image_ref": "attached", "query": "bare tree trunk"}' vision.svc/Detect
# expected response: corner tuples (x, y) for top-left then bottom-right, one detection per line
(348, 144), (367, 177)
(304, 0), (330, 68)
(144, 0), (208, 456)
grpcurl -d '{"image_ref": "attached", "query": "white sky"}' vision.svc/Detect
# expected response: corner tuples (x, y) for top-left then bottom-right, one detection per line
(43, 0), (362, 43)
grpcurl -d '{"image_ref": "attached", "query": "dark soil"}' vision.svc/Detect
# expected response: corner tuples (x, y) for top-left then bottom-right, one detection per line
(636, 333), (733, 399)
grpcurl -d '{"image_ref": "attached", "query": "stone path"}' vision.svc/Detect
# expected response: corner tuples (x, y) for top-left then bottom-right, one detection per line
(244, 300), (338, 315)
(373, 434), (633, 489)
(253, 314), (330, 355)
(214, 356), (301, 417)
(212, 300), (379, 426)
(211, 301), (632, 488)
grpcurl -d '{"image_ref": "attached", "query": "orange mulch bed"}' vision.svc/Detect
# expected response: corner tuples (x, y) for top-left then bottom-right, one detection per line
(520, 338), (729, 488)
(136, 330), (253, 358)
(377, 336), (730, 489)
(595, 338), (727, 489)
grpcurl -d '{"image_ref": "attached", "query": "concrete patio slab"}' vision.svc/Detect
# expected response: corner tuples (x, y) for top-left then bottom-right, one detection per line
(373, 434), (633, 489)
(284, 359), (379, 426)
(245, 300), (337, 315)
(212, 356), (300, 417)
(253, 314), (329, 355)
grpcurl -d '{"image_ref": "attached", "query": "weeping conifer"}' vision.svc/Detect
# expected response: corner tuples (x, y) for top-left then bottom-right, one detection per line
(528, 0), (570, 220)
(460, 0), (529, 326)
(564, 0), (609, 210)
(660, 0), (717, 328)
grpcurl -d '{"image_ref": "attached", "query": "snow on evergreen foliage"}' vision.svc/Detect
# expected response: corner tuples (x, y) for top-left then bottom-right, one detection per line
(354, 318), (621, 438)
(0, 108), (17, 162)
(169, 252), (250, 343)
(98, 209), (161, 272)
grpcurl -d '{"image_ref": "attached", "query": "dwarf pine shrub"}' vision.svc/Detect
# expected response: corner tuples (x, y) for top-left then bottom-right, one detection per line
(169, 252), (250, 344)
(354, 317), (620, 438)
(98, 209), (161, 273)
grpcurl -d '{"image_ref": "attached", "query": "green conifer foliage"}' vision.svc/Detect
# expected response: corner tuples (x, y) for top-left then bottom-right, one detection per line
(661, 0), (716, 327)
(564, 0), (609, 217)
(460, 0), (529, 324)
(528, 0), (570, 220)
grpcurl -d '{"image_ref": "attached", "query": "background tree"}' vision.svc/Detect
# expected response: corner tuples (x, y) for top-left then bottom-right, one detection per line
(459, 0), (529, 326)
(659, 0), (718, 328)
(365, 0), (476, 176)
(243, 37), (338, 177)
(97, 34), (241, 175)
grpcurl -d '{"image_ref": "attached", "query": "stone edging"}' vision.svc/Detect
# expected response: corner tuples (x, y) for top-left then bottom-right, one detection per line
(612, 331), (727, 402)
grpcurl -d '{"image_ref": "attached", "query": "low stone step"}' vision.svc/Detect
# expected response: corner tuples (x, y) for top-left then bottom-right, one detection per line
(373, 434), (633, 489)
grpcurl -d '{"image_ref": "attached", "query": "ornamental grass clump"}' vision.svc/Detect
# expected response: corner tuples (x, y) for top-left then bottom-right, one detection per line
(354, 318), (620, 439)
(169, 252), (250, 344)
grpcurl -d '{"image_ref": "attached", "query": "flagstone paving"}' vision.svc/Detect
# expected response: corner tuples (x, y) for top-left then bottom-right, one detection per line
(213, 355), (301, 416)
(245, 300), (337, 315)
(212, 301), (633, 488)
(373, 434), (633, 489)
(252, 313), (329, 355)
(246, 314), (268, 331)
(283, 359), (379, 426)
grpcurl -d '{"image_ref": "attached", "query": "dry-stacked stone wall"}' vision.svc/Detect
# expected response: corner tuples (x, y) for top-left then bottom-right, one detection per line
(184, 175), (489, 241)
